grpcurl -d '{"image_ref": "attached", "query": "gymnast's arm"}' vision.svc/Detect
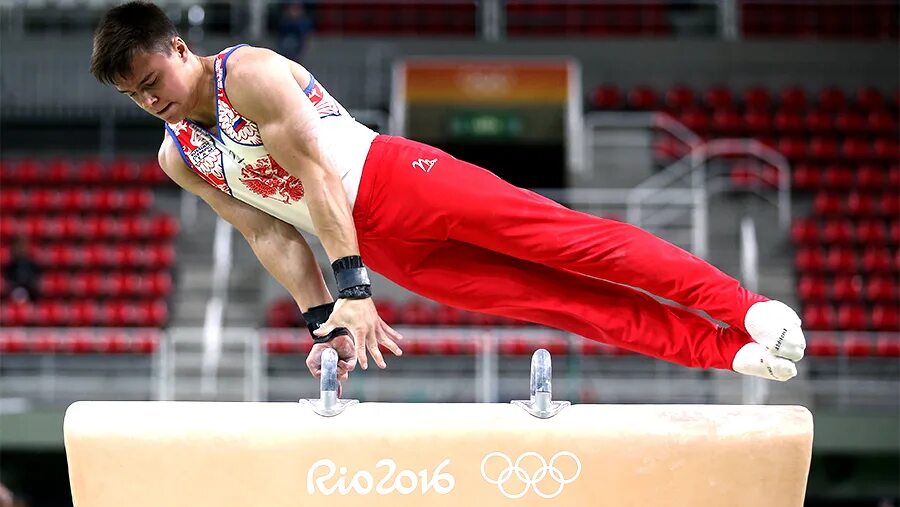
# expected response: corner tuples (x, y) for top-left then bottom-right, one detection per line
(158, 139), (359, 380)
(157, 138), (334, 314)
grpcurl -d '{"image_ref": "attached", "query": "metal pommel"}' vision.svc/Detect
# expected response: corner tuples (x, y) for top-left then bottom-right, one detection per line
(299, 348), (358, 417)
(512, 348), (570, 419)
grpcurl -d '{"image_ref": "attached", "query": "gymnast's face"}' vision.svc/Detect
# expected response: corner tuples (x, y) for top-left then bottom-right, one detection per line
(114, 38), (196, 123)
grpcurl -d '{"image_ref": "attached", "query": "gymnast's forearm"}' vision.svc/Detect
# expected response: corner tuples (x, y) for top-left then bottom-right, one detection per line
(244, 223), (333, 312)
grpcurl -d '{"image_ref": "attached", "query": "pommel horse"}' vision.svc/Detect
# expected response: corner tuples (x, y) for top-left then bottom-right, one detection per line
(64, 349), (813, 506)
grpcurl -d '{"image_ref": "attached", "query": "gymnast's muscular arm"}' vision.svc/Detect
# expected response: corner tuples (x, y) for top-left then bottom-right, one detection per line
(157, 139), (357, 380)
(217, 46), (401, 370)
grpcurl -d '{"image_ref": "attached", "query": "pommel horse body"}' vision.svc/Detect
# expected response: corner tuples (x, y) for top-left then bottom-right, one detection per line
(64, 350), (813, 506)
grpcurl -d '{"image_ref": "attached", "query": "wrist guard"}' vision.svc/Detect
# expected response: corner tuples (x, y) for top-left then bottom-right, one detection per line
(332, 255), (372, 300)
(302, 302), (350, 344)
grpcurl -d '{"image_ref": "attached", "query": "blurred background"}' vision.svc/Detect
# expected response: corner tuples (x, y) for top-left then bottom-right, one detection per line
(0, 1), (898, 505)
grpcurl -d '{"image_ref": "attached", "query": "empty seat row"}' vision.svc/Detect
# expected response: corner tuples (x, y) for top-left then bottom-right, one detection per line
(653, 136), (900, 163)
(313, 2), (475, 35)
(798, 275), (899, 303)
(31, 271), (172, 298)
(0, 243), (175, 269)
(802, 303), (899, 331)
(795, 247), (898, 273)
(742, 3), (898, 40)
(792, 164), (900, 191)
(811, 192), (900, 217)
(792, 218), (900, 246)
(0, 189), (153, 212)
(0, 300), (169, 327)
(0, 158), (169, 186)
(0, 215), (179, 241)
(591, 85), (899, 112)
(678, 109), (897, 136)
(507, 2), (669, 37)
(0, 329), (159, 354)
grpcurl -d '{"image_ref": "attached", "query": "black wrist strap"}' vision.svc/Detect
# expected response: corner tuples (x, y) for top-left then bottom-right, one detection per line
(332, 256), (372, 300)
(302, 302), (349, 343)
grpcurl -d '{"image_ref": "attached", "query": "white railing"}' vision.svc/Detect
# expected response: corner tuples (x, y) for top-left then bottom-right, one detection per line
(585, 111), (792, 259)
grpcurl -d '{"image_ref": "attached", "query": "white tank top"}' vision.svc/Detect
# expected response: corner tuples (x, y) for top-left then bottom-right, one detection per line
(164, 45), (377, 235)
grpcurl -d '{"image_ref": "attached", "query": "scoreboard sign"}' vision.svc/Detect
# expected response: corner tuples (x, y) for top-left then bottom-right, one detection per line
(390, 58), (583, 171)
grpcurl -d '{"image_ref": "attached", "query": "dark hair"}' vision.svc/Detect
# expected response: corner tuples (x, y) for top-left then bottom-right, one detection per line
(90, 1), (179, 85)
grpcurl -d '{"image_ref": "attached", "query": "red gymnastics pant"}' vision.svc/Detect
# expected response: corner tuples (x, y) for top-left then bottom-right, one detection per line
(352, 135), (767, 371)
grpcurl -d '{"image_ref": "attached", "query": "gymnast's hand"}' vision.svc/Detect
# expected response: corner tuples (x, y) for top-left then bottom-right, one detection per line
(314, 298), (403, 370)
(306, 334), (357, 381)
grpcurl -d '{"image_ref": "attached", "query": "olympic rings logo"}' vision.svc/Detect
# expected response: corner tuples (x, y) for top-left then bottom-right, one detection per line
(480, 451), (581, 499)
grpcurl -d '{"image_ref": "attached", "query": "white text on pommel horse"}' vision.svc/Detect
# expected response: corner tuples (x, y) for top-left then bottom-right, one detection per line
(307, 458), (455, 495)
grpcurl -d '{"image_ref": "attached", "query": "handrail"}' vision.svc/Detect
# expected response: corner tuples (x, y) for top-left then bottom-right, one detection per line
(584, 111), (794, 259)
(201, 217), (233, 395)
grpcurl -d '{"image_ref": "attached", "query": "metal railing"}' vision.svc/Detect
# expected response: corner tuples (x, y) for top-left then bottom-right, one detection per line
(585, 111), (791, 260)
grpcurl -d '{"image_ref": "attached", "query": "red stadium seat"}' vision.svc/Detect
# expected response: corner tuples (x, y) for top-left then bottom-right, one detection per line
(664, 85), (695, 111)
(0, 329), (28, 353)
(842, 334), (872, 356)
(791, 218), (819, 244)
(804, 109), (834, 134)
(814, 192), (842, 215)
(797, 275), (827, 301)
(742, 110), (772, 135)
(712, 109), (742, 135)
(836, 304), (867, 330)
(97, 331), (131, 354)
(778, 86), (807, 111)
(866, 276), (898, 302)
(822, 219), (853, 244)
(795, 248), (825, 272)
(809, 138), (840, 161)
(868, 111), (897, 134)
(742, 86), (771, 111)
(807, 334), (839, 357)
(873, 138), (900, 161)
(847, 192), (877, 216)
(802, 304), (834, 331)
(590, 85), (622, 110)
(776, 137), (806, 160)
(109, 158), (139, 184)
(626, 86), (658, 110)
(817, 87), (846, 111)
(856, 86), (885, 111)
(40, 272), (70, 297)
(832, 275), (864, 302)
(35, 301), (68, 326)
(834, 111), (866, 133)
(856, 219), (887, 245)
(856, 165), (885, 189)
(875, 336), (900, 357)
(150, 215), (179, 239)
(825, 247), (857, 272)
(791, 164), (820, 190)
(842, 138), (871, 160)
(861, 247), (892, 273)
(822, 165), (852, 189)
(871, 305), (900, 331)
(703, 86), (733, 110)
(133, 331), (160, 354)
(678, 108), (710, 135)
(30, 330), (59, 354)
(890, 220), (900, 245)
(69, 301), (99, 327)
(880, 194), (900, 216)
(773, 110), (804, 133)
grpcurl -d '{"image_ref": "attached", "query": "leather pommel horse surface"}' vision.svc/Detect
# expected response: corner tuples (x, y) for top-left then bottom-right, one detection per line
(64, 401), (813, 506)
